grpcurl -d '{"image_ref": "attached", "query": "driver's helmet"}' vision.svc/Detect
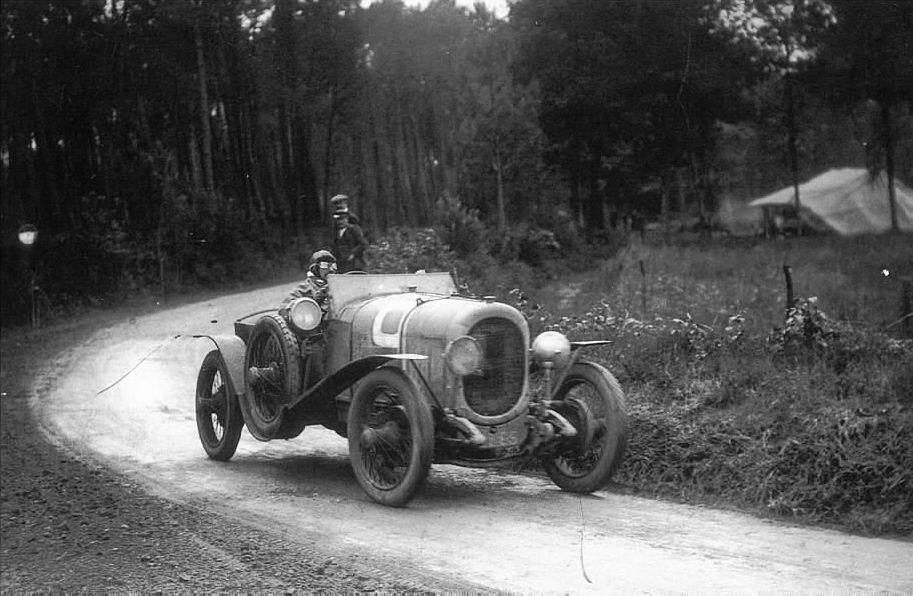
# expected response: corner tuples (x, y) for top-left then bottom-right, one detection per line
(308, 249), (337, 278)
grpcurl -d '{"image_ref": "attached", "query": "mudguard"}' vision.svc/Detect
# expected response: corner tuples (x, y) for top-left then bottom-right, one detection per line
(194, 334), (246, 398)
(285, 353), (427, 416)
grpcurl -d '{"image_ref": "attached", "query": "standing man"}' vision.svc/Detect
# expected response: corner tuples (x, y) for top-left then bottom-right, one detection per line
(330, 194), (368, 273)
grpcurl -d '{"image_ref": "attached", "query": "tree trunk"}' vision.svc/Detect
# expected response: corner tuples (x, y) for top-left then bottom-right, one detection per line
(368, 97), (387, 230)
(785, 73), (801, 211)
(880, 100), (899, 232)
(568, 138), (583, 227)
(399, 107), (423, 224)
(194, 19), (216, 199)
(274, 0), (297, 235)
(391, 103), (412, 225)
(494, 138), (506, 232)
(188, 124), (204, 193)
(388, 112), (408, 226)
(296, 116), (320, 226)
(409, 113), (433, 221)
(323, 87), (337, 208)
(661, 170), (671, 243)
(587, 141), (604, 231)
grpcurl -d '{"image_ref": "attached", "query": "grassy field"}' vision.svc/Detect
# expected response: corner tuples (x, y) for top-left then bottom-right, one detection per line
(537, 233), (912, 333)
(525, 233), (913, 537)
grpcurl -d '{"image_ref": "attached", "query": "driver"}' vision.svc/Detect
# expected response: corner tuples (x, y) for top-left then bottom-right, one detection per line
(280, 249), (337, 313)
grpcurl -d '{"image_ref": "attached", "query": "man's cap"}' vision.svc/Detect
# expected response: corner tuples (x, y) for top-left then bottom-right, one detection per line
(331, 194), (349, 216)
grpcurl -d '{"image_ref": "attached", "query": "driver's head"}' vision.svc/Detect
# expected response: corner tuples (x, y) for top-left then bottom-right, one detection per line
(308, 250), (337, 279)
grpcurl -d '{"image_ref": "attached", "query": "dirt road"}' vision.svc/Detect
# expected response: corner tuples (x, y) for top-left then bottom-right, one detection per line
(13, 284), (913, 592)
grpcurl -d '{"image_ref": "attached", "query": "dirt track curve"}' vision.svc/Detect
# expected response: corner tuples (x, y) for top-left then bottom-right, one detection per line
(11, 283), (913, 592)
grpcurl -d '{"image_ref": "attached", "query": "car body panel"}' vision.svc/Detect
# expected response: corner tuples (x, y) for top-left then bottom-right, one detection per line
(193, 334), (246, 398)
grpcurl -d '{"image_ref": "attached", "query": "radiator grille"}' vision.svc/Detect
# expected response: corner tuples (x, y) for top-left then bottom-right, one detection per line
(463, 317), (525, 416)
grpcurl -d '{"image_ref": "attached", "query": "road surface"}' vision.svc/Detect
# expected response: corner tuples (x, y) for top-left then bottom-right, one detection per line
(32, 283), (913, 592)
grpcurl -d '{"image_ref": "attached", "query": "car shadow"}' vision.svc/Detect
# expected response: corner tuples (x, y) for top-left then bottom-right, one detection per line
(220, 449), (612, 509)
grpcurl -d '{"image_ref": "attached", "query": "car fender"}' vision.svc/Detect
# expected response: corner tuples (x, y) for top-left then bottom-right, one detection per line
(286, 353), (427, 416)
(194, 334), (246, 398)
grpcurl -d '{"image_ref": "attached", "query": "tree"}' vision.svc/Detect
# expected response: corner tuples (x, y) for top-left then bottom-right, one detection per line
(818, 0), (913, 232)
(455, 10), (548, 231)
(707, 0), (836, 210)
(511, 0), (743, 232)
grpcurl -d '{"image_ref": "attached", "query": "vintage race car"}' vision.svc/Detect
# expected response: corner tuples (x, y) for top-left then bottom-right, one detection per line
(195, 272), (626, 506)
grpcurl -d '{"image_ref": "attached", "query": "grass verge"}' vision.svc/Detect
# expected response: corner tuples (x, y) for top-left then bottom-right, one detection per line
(519, 234), (913, 537)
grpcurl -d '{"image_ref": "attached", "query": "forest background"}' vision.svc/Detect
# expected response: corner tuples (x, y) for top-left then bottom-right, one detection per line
(1, 0), (911, 321)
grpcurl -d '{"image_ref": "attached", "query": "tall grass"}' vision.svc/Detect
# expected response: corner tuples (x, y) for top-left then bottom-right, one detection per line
(537, 234), (912, 334)
(524, 234), (913, 536)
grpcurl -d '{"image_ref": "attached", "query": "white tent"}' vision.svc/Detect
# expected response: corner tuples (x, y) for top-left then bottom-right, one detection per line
(749, 168), (913, 235)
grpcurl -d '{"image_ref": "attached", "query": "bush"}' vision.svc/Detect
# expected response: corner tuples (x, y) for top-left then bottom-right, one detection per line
(507, 281), (913, 535)
(367, 227), (457, 274)
(433, 193), (487, 259)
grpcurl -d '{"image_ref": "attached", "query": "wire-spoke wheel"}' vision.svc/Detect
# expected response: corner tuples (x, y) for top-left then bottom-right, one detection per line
(541, 362), (626, 493)
(240, 314), (300, 440)
(348, 368), (433, 507)
(195, 350), (243, 461)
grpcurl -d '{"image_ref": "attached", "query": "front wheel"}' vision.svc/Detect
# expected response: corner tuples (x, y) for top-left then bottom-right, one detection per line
(241, 314), (300, 440)
(195, 350), (244, 461)
(347, 368), (433, 507)
(541, 362), (627, 493)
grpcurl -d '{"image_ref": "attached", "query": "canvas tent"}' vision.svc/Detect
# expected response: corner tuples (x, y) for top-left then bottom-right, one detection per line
(749, 168), (913, 235)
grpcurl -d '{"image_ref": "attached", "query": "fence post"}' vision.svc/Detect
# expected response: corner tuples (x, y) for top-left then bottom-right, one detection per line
(903, 279), (912, 338)
(783, 263), (794, 316)
(639, 259), (648, 318)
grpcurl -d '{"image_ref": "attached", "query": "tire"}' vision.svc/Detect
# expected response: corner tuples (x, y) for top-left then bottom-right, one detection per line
(240, 314), (300, 439)
(195, 350), (244, 461)
(347, 368), (433, 507)
(541, 362), (627, 493)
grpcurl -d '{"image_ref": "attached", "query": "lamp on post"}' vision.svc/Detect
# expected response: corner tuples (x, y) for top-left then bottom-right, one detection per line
(18, 224), (39, 328)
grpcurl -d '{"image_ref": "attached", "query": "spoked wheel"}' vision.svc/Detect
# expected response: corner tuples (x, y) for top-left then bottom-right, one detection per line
(195, 350), (243, 461)
(241, 314), (300, 440)
(541, 361), (627, 493)
(347, 368), (433, 507)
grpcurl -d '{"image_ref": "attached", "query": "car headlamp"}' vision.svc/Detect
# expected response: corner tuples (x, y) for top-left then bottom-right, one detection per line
(288, 297), (323, 333)
(531, 331), (571, 368)
(445, 336), (483, 376)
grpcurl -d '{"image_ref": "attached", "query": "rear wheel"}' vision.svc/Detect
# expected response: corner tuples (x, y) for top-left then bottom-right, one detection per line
(195, 350), (243, 461)
(347, 368), (433, 507)
(541, 362), (627, 493)
(241, 314), (300, 439)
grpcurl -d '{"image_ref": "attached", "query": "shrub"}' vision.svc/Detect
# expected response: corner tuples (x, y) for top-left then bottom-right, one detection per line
(508, 281), (913, 534)
(433, 193), (487, 259)
(367, 227), (457, 274)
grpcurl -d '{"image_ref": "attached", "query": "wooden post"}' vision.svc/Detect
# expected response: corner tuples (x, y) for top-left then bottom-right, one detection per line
(640, 260), (648, 318)
(783, 263), (794, 315)
(902, 280), (912, 338)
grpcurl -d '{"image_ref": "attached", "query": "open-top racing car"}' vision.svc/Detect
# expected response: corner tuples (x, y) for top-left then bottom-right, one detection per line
(195, 272), (626, 507)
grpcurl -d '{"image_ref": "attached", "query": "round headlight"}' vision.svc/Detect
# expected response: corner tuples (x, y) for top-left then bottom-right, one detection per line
(445, 336), (483, 376)
(532, 331), (571, 368)
(288, 298), (322, 333)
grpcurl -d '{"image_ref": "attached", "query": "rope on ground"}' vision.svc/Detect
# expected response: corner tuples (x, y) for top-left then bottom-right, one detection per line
(96, 334), (183, 396)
